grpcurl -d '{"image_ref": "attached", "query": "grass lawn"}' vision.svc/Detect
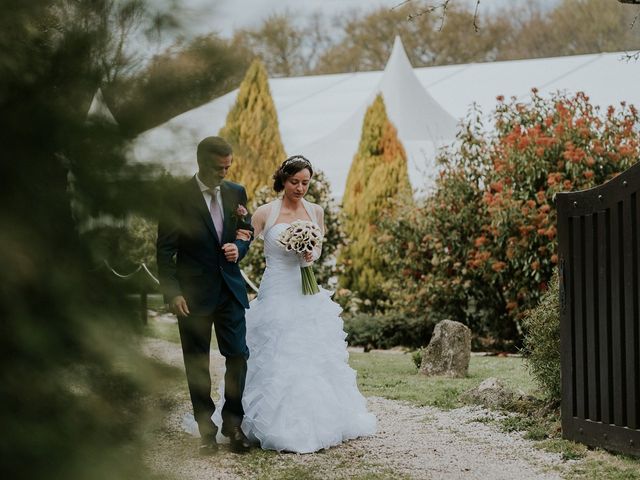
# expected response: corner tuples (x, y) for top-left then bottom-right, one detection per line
(146, 293), (166, 311)
(351, 350), (536, 409)
(143, 314), (536, 409)
(143, 313), (183, 345)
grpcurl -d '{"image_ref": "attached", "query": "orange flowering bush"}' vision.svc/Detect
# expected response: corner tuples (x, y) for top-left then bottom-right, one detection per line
(381, 92), (639, 347)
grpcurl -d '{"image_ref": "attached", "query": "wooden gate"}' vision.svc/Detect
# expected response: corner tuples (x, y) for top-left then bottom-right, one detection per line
(556, 162), (640, 456)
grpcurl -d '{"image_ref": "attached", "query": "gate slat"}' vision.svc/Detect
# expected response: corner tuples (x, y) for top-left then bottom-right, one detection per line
(584, 214), (598, 421)
(560, 214), (575, 424)
(610, 201), (626, 427)
(597, 209), (612, 425)
(573, 216), (587, 420)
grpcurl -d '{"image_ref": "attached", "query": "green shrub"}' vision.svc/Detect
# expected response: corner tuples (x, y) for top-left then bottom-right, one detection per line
(411, 348), (424, 369)
(343, 313), (431, 350)
(521, 269), (561, 404)
(380, 91), (640, 345)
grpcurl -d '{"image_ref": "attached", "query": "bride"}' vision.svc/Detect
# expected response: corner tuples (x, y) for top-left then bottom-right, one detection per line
(214, 155), (376, 453)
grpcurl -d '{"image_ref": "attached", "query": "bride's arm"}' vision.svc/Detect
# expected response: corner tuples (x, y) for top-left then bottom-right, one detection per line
(313, 206), (325, 260)
(251, 204), (268, 239)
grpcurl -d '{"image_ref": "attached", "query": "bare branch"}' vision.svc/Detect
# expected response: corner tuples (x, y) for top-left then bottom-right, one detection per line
(391, 0), (413, 10)
(626, 3), (640, 59)
(472, 0), (480, 33)
(405, 1), (450, 27)
(439, 0), (450, 31)
(399, 0), (481, 32)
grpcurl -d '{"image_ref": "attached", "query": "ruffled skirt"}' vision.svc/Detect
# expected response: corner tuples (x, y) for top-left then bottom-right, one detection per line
(213, 264), (377, 453)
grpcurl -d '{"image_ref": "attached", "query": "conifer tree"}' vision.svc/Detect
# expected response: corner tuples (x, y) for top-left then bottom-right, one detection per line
(340, 94), (412, 309)
(219, 58), (286, 199)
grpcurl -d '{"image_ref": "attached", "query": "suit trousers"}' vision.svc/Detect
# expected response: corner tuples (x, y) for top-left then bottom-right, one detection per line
(177, 282), (249, 438)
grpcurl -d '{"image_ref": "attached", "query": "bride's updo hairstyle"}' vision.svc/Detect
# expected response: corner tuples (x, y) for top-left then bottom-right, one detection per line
(273, 155), (314, 192)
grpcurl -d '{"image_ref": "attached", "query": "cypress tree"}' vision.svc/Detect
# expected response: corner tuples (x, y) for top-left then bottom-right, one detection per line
(219, 58), (286, 200)
(340, 94), (412, 309)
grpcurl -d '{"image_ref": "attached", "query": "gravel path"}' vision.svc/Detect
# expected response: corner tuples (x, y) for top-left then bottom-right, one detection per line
(141, 335), (571, 479)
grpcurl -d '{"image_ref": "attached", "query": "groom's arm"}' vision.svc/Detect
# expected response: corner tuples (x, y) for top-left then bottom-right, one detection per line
(156, 190), (182, 304)
(234, 187), (253, 263)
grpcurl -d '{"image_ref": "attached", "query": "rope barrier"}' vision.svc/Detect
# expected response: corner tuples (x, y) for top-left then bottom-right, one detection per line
(103, 260), (143, 279)
(140, 263), (160, 285)
(103, 259), (258, 293)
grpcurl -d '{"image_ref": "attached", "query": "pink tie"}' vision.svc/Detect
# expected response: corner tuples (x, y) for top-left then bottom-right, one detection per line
(208, 189), (224, 240)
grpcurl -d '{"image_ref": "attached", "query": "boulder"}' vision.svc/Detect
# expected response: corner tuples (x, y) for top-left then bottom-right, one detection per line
(460, 377), (517, 409)
(419, 319), (471, 378)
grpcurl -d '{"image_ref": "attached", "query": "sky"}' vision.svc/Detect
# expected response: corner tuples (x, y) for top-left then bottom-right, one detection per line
(132, 0), (563, 69)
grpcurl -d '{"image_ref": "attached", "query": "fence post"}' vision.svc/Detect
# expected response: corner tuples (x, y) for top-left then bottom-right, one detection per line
(140, 290), (148, 325)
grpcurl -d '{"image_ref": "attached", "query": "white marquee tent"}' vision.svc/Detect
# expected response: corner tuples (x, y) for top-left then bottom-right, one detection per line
(128, 37), (640, 197)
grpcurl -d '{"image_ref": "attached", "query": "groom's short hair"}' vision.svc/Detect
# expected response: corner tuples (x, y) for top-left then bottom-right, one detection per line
(197, 136), (232, 166)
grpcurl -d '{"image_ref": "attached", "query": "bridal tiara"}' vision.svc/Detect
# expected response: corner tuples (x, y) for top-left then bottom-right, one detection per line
(283, 155), (311, 167)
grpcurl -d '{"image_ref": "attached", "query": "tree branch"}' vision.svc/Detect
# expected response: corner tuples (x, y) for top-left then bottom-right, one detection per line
(393, 0), (481, 32)
(472, 0), (480, 33)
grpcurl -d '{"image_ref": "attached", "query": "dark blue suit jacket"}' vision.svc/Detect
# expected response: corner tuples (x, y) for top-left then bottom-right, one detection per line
(156, 176), (253, 314)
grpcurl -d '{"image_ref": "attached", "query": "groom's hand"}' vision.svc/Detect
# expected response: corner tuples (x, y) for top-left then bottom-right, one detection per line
(222, 243), (239, 263)
(170, 295), (190, 317)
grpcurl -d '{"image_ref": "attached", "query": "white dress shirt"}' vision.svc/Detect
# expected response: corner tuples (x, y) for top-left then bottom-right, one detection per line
(196, 174), (224, 221)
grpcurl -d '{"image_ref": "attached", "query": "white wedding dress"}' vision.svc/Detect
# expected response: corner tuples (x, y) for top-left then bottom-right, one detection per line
(212, 198), (376, 453)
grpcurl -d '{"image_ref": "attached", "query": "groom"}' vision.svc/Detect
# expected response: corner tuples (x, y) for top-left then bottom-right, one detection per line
(156, 136), (253, 454)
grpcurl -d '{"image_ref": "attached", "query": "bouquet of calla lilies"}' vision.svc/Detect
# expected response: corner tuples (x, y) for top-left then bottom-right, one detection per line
(277, 220), (322, 295)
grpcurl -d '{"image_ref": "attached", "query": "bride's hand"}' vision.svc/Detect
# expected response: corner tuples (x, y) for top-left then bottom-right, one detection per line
(302, 251), (314, 263)
(236, 228), (252, 241)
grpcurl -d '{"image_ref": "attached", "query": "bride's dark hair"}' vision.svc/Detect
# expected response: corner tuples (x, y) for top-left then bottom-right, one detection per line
(273, 155), (314, 192)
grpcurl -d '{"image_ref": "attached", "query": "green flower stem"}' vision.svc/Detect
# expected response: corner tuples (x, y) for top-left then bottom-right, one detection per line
(300, 266), (320, 295)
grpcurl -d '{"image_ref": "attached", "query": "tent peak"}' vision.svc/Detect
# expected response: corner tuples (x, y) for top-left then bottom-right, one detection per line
(87, 88), (117, 125)
(376, 34), (457, 143)
(385, 35), (413, 73)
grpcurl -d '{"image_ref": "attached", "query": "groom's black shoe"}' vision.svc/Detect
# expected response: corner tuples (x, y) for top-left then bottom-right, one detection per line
(224, 426), (251, 453)
(198, 433), (219, 456)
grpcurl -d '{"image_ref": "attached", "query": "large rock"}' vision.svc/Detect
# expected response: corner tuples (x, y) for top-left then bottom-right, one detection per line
(419, 319), (471, 378)
(460, 377), (514, 409)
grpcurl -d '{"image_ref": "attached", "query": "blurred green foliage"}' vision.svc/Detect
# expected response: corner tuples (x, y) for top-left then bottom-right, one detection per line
(86, 214), (158, 273)
(107, 33), (250, 136)
(0, 1), (180, 478)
